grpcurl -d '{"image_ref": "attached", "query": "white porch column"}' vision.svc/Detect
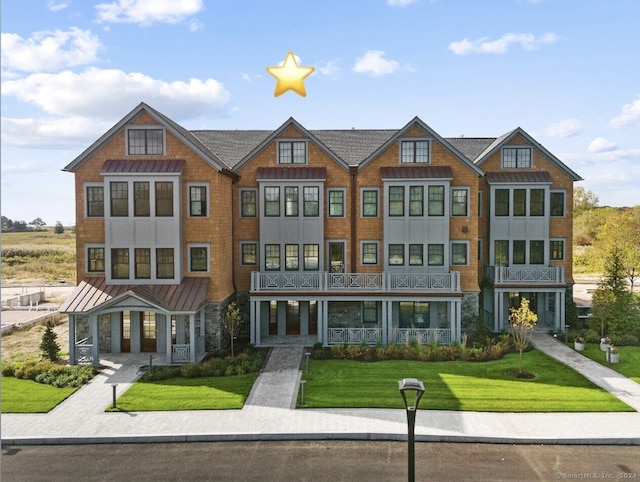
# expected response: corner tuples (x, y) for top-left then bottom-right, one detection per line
(381, 301), (388, 345)
(166, 314), (172, 364)
(315, 300), (323, 345)
(251, 300), (259, 345)
(455, 300), (462, 343)
(89, 314), (99, 366)
(386, 301), (394, 344)
(68, 314), (76, 365)
(494, 291), (501, 332)
(189, 313), (196, 363)
(322, 300), (329, 346)
(557, 290), (565, 332)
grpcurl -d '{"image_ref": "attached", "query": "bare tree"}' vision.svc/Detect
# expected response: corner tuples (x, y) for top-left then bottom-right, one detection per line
(509, 298), (538, 375)
(222, 301), (243, 357)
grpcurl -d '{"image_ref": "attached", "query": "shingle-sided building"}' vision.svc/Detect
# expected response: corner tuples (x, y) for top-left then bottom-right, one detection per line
(61, 103), (581, 365)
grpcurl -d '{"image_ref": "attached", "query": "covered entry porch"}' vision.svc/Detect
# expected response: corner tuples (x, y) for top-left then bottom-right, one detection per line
(61, 277), (209, 366)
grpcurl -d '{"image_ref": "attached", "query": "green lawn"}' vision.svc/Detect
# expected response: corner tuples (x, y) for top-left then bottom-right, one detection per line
(300, 351), (633, 412)
(1, 377), (78, 413)
(578, 344), (640, 384)
(108, 373), (259, 411)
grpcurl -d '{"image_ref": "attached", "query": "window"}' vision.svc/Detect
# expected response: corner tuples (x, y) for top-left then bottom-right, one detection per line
(189, 186), (207, 217)
(86, 186), (104, 217)
(265, 244), (280, 270)
(409, 186), (423, 216)
(362, 242), (378, 265)
(189, 246), (208, 272)
(111, 248), (129, 279)
(363, 301), (378, 324)
(513, 189), (526, 216)
(530, 189), (545, 216)
(495, 189), (509, 216)
(87, 247), (105, 272)
(128, 128), (163, 155)
(452, 188), (468, 216)
(265, 187), (280, 216)
(155, 182), (173, 216)
(428, 244), (444, 266)
(285, 244), (299, 270)
(362, 189), (378, 217)
(134, 182), (150, 217)
(241, 243), (257, 265)
(388, 244), (404, 265)
(530, 240), (544, 264)
(110, 182), (128, 217)
(478, 238), (483, 261)
(241, 190), (257, 217)
(409, 244), (423, 265)
(278, 141), (307, 164)
(502, 147), (532, 168)
(513, 240), (526, 265)
(550, 191), (565, 217)
(328, 190), (344, 217)
(399, 301), (429, 328)
(156, 248), (174, 279)
(304, 244), (319, 270)
(495, 240), (509, 266)
(135, 248), (151, 279)
(389, 186), (404, 216)
(550, 239), (565, 261)
(478, 190), (483, 217)
(401, 140), (429, 163)
(428, 186), (444, 216)
(451, 242), (468, 265)
(285, 187), (299, 217)
(303, 186), (319, 216)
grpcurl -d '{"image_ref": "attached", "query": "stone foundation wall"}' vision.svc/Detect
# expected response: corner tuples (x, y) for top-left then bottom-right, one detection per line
(327, 301), (364, 328)
(98, 314), (111, 352)
(204, 294), (238, 355)
(461, 291), (480, 333)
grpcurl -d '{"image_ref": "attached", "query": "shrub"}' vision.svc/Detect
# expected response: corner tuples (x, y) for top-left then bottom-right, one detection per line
(610, 333), (639, 346)
(345, 345), (362, 360)
(180, 363), (201, 378)
(330, 344), (347, 359)
(40, 321), (60, 362)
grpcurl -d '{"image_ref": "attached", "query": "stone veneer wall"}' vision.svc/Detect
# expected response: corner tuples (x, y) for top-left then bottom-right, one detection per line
(461, 291), (480, 334)
(327, 301), (365, 328)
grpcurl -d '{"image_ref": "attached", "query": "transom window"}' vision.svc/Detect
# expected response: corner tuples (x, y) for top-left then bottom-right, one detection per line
(86, 186), (104, 217)
(401, 140), (430, 163)
(502, 147), (532, 168)
(278, 141), (307, 164)
(128, 129), (163, 155)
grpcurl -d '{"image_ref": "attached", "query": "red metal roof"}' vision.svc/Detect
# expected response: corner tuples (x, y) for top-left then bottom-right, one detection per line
(60, 277), (208, 314)
(380, 166), (453, 179)
(100, 159), (186, 174)
(256, 167), (327, 180)
(485, 171), (553, 184)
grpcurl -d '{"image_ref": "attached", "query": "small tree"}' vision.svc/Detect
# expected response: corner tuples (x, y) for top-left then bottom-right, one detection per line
(509, 298), (538, 375)
(40, 321), (61, 362)
(54, 221), (64, 234)
(222, 301), (243, 357)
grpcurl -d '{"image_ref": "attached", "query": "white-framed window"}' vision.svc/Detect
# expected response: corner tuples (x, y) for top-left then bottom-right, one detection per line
(278, 140), (307, 164)
(328, 189), (345, 217)
(551, 190), (566, 217)
(400, 139), (430, 163)
(451, 187), (469, 217)
(188, 244), (210, 272)
(451, 241), (469, 266)
(550, 239), (565, 261)
(361, 241), (379, 265)
(127, 127), (164, 156)
(86, 244), (105, 273)
(361, 188), (379, 217)
(502, 147), (532, 169)
(240, 242), (258, 266)
(85, 183), (105, 218)
(240, 189), (257, 217)
(188, 184), (208, 217)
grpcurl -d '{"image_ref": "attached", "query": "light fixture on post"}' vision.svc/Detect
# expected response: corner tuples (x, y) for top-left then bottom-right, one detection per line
(398, 378), (425, 482)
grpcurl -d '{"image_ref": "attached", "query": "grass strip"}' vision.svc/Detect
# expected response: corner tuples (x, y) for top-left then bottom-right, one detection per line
(108, 373), (259, 411)
(577, 344), (640, 384)
(300, 351), (632, 412)
(2, 377), (77, 413)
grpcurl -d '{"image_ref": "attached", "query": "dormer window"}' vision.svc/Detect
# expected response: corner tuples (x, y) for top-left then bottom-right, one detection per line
(278, 141), (307, 164)
(128, 128), (164, 155)
(400, 140), (429, 163)
(502, 147), (531, 169)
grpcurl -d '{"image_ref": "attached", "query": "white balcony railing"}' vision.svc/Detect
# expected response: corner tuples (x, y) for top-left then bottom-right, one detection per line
(328, 328), (381, 345)
(251, 271), (460, 293)
(484, 265), (565, 285)
(394, 328), (452, 345)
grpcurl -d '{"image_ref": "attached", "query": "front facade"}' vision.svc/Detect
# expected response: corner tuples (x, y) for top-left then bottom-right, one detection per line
(61, 103), (581, 364)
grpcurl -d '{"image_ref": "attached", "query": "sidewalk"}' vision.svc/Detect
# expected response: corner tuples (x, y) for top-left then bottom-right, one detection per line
(2, 334), (640, 445)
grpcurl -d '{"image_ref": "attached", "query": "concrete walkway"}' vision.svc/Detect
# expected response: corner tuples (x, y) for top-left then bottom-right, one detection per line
(2, 336), (640, 445)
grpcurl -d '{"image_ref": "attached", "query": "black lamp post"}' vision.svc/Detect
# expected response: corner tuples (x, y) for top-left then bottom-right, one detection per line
(398, 377), (425, 482)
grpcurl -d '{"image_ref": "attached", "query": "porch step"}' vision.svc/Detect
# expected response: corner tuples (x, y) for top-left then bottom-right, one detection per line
(243, 346), (303, 410)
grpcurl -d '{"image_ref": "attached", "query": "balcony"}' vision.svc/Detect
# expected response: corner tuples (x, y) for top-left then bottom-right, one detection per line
(484, 265), (565, 286)
(251, 271), (460, 293)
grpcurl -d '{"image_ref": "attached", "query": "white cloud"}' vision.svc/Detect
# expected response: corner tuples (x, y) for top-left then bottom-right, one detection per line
(95, 0), (204, 25)
(353, 50), (399, 77)
(587, 136), (617, 153)
(449, 32), (557, 55)
(387, 0), (418, 6)
(317, 59), (341, 76)
(47, 1), (70, 11)
(1, 28), (102, 72)
(610, 96), (640, 128)
(1, 116), (112, 149)
(545, 119), (582, 138)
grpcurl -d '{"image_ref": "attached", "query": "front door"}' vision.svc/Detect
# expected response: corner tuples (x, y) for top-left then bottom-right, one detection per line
(141, 311), (157, 352)
(286, 301), (300, 335)
(329, 242), (345, 273)
(121, 311), (131, 353)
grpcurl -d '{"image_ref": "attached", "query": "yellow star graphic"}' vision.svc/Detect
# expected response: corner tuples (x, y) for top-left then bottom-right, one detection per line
(266, 52), (315, 97)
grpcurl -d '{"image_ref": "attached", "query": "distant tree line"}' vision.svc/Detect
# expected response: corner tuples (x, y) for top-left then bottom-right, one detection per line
(1, 216), (65, 234)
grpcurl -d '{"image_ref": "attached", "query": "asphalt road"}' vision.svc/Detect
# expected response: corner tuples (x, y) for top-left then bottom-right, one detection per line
(3, 442), (639, 481)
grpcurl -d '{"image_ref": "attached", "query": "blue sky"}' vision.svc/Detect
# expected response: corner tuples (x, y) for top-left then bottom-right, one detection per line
(2, 0), (639, 226)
